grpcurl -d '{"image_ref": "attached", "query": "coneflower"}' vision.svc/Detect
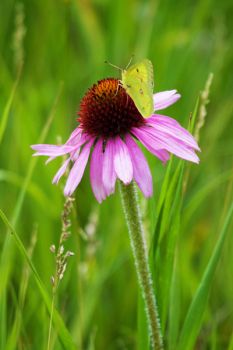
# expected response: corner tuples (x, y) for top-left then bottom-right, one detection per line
(31, 79), (199, 201)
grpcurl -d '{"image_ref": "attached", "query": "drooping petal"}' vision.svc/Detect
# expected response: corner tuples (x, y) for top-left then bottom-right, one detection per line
(64, 139), (94, 196)
(90, 139), (107, 203)
(147, 115), (200, 151)
(65, 127), (82, 145)
(131, 127), (170, 164)
(31, 132), (90, 158)
(31, 144), (74, 157)
(113, 136), (133, 184)
(42, 131), (82, 164)
(45, 145), (80, 164)
(67, 131), (90, 149)
(52, 158), (70, 184)
(67, 132), (91, 150)
(102, 139), (117, 195)
(153, 90), (181, 111)
(136, 125), (199, 163)
(70, 148), (81, 161)
(125, 135), (153, 197)
(149, 114), (197, 141)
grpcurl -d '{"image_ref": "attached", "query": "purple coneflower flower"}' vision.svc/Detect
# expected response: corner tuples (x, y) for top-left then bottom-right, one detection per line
(31, 78), (200, 202)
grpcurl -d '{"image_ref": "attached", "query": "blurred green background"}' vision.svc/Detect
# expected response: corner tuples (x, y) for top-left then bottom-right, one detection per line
(0, 0), (233, 349)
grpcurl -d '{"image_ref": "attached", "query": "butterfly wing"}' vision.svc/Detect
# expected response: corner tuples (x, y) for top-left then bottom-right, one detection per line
(123, 78), (154, 117)
(126, 59), (154, 93)
(121, 59), (154, 117)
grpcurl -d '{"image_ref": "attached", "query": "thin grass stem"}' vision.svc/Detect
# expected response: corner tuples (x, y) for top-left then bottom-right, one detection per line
(47, 292), (55, 350)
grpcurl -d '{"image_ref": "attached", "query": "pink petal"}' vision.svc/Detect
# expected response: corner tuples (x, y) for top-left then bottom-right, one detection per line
(153, 90), (181, 111)
(138, 125), (199, 163)
(31, 144), (74, 157)
(70, 148), (81, 161)
(45, 147), (80, 164)
(52, 158), (70, 184)
(149, 115), (198, 144)
(150, 114), (182, 126)
(31, 131), (90, 157)
(90, 139), (107, 203)
(125, 135), (153, 197)
(131, 127), (170, 164)
(113, 136), (133, 184)
(147, 115), (200, 151)
(65, 127), (82, 145)
(64, 139), (94, 196)
(102, 139), (117, 195)
(67, 132), (91, 150)
(66, 130), (90, 149)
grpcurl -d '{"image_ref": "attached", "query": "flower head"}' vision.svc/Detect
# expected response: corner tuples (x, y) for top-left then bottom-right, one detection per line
(31, 78), (200, 202)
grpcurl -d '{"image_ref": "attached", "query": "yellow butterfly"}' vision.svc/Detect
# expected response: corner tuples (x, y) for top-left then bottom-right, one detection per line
(106, 58), (154, 118)
(121, 58), (154, 118)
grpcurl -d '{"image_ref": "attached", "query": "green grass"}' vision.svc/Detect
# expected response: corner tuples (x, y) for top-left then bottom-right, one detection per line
(0, 0), (233, 349)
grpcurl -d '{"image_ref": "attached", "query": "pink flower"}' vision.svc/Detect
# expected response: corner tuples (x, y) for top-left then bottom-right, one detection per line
(31, 79), (200, 203)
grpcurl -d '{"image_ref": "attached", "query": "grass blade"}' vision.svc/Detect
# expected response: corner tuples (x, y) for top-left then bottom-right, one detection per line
(6, 227), (37, 350)
(228, 333), (233, 350)
(0, 209), (77, 350)
(158, 162), (184, 329)
(167, 253), (180, 350)
(190, 97), (199, 133)
(0, 83), (63, 347)
(183, 169), (233, 227)
(0, 64), (22, 145)
(0, 83), (63, 298)
(177, 201), (233, 350)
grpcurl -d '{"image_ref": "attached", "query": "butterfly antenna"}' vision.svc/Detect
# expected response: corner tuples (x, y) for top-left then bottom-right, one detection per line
(104, 60), (122, 72)
(125, 54), (135, 70)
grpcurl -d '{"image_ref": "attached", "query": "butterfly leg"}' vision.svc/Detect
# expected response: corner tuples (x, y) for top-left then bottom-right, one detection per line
(114, 81), (120, 97)
(125, 92), (129, 107)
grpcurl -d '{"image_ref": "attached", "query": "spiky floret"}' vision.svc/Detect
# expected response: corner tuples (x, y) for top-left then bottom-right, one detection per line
(78, 78), (145, 137)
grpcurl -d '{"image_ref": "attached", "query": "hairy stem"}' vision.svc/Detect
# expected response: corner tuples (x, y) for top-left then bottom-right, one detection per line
(119, 181), (163, 350)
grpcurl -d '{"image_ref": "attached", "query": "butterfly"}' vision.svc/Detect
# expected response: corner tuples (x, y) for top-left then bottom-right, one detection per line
(121, 58), (154, 118)
(106, 58), (154, 118)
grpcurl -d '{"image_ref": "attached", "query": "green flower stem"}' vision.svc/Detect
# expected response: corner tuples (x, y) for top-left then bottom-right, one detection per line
(119, 181), (163, 350)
